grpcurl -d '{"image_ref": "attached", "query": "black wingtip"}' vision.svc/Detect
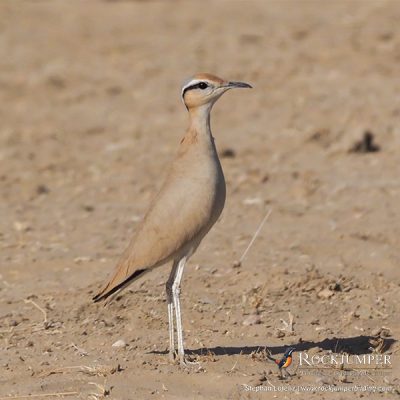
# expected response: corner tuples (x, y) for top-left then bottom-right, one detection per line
(92, 268), (147, 304)
(92, 294), (102, 303)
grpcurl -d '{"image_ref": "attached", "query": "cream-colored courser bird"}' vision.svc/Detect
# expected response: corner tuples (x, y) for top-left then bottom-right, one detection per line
(93, 73), (251, 365)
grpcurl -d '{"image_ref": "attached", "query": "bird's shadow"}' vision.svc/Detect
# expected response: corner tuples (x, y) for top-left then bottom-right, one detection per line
(150, 335), (396, 357)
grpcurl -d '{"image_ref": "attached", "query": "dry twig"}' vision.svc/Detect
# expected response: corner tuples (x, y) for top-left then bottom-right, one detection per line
(234, 209), (272, 267)
(24, 299), (47, 324)
(0, 392), (78, 399)
(279, 312), (294, 333)
(88, 381), (110, 399)
(38, 364), (119, 378)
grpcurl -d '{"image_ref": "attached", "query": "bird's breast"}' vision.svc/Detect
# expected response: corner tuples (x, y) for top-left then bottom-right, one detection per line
(129, 137), (226, 265)
(174, 141), (226, 226)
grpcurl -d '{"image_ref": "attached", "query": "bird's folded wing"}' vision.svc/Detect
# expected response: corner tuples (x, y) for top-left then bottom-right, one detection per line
(94, 176), (214, 300)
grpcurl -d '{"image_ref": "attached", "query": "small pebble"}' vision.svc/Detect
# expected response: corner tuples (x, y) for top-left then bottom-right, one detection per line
(36, 184), (50, 195)
(242, 314), (261, 326)
(317, 288), (334, 299)
(112, 339), (127, 348)
(219, 148), (236, 158)
(275, 330), (285, 338)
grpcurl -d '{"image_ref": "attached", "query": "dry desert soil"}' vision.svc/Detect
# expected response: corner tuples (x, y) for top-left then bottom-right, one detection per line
(1, 1), (399, 399)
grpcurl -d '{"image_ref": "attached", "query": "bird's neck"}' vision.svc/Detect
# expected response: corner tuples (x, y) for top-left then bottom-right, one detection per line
(187, 104), (213, 138)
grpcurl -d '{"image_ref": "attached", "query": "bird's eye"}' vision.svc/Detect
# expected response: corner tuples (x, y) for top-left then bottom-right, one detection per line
(198, 82), (208, 90)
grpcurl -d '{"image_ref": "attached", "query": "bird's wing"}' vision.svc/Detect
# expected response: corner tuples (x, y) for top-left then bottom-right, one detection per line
(93, 167), (217, 302)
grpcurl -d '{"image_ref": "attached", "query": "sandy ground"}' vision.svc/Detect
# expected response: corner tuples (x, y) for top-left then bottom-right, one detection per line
(1, 0), (400, 399)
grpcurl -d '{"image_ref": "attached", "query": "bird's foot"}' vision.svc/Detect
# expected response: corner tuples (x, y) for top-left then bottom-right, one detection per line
(168, 350), (176, 363)
(178, 354), (203, 371)
(168, 351), (202, 370)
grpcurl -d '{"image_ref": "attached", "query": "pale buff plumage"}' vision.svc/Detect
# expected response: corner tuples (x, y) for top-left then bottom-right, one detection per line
(93, 73), (251, 364)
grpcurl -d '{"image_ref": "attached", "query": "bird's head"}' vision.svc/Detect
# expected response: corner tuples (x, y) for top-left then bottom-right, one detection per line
(181, 73), (252, 110)
(284, 347), (295, 357)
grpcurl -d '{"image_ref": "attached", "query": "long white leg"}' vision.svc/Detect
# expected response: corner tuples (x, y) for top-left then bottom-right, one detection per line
(167, 302), (174, 360)
(166, 261), (178, 362)
(172, 257), (186, 364)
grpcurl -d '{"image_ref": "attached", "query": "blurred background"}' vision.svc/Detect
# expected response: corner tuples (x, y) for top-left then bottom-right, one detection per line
(1, 1), (399, 398)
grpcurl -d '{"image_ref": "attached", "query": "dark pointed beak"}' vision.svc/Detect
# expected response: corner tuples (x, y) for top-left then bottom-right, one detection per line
(226, 81), (252, 89)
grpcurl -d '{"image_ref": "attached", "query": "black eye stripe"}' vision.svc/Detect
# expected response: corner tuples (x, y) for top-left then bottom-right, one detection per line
(182, 82), (209, 97)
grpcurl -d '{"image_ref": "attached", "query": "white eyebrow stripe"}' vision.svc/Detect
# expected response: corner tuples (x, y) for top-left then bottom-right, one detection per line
(181, 79), (203, 97)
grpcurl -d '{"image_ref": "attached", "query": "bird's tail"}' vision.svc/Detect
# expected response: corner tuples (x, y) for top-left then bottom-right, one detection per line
(264, 349), (278, 364)
(93, 268), (147, 305)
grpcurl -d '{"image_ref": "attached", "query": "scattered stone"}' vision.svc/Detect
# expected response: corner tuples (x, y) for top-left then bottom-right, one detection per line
(243, 197), (263, 205)
(219, 148), (236, 158)
(248, 372), (267, 386)
(380, 327), (391, 337)
(317, 288), (335, 299)
(308, 129), (332, 148)
(36, 184), (50, 195)
(378, 32), (393, 42)
(371, 327), (381, 336)
(349, 131), (380, 153)
(107, 86), (122, 96)
(71, 343), (88, 356)
(232, 260), (241, 268)
(315, 376), (335, 385)
(47, 75), (65, 88)
(357, 305), (372, 319)
(112, 339), (127, 348)
(261, 174), (269, 183)
(240, 33), (263, 44)
(13, 221), (31, 232)
(242, 314), (261, 326)
(383, 376), (399, 386)
(368, 337), (385, 353)
(74, 256), (92, 264)
(371, 327), (391, 337)
(329, 282), (342, 292)
(275, 330), (285, 338)
(199, 297), (214, 305)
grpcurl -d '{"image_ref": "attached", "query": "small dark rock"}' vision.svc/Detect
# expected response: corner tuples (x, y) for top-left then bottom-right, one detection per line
(378, 32), (393, 42)
(243, 314), (261, 326)
(349, 131), (380, 153)
(261, 174), (269, 183)
(47, 75), (65, 89)
(232, 260), (241, 268)
(36, 184), (49, 195)
(107, 86), (123, 96)
(329, 282), (342, 292)
(275, 330), (285, 338)
(219, 148), (236, 158)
